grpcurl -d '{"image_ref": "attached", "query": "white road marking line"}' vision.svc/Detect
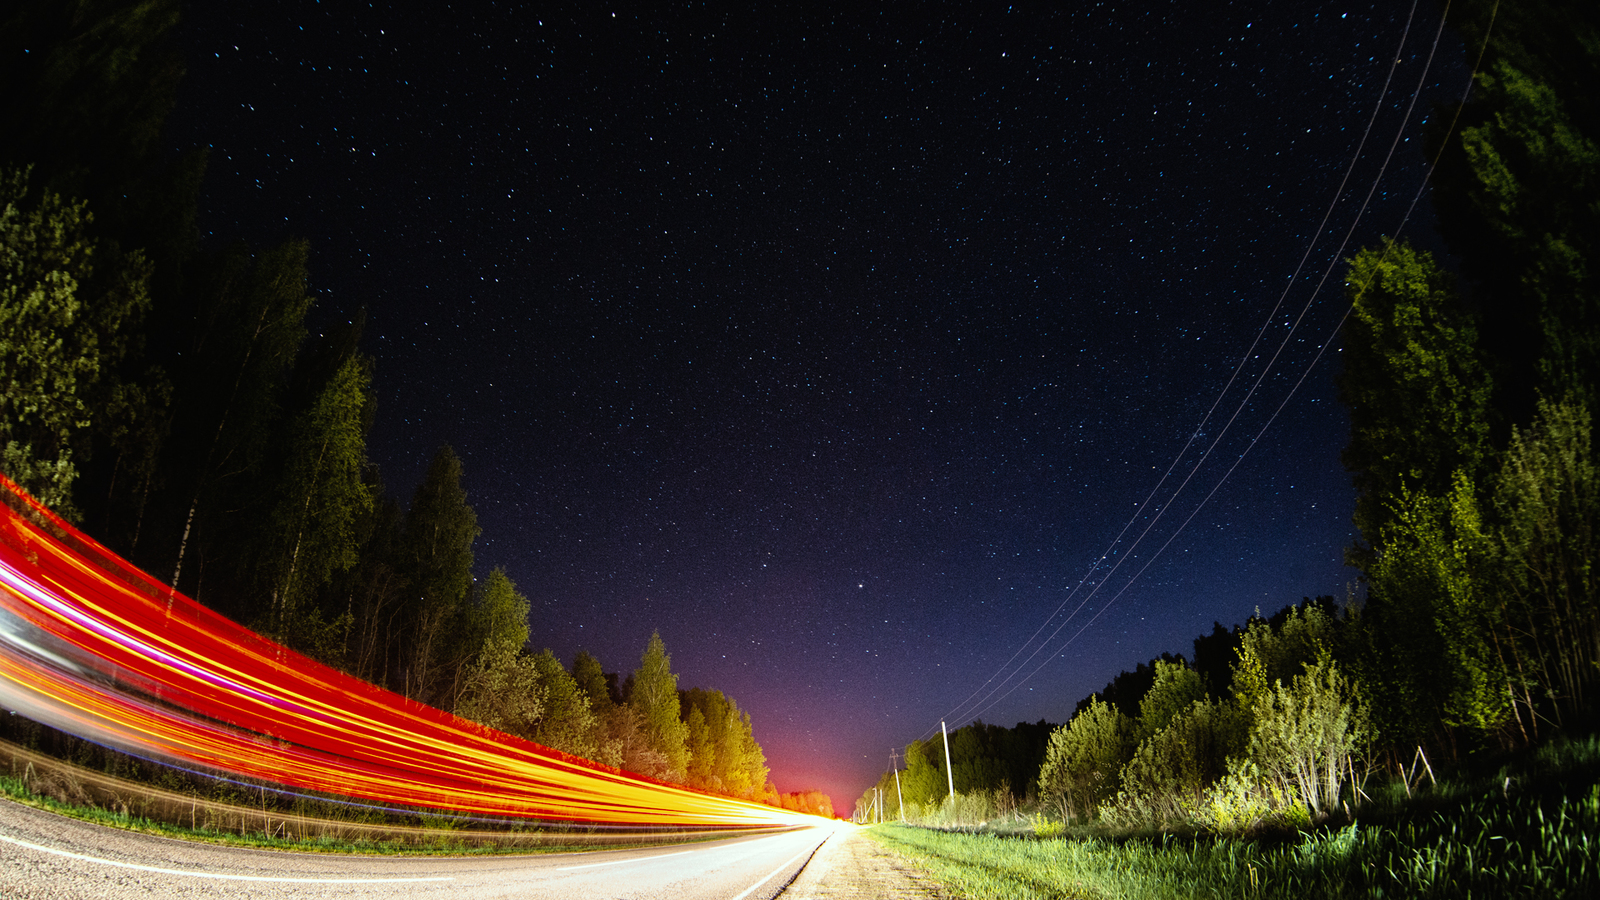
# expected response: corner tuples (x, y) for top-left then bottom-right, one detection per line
(728, 841), (819, 900)
(556, 849), (693, 870)
(0, 833), (453, 883)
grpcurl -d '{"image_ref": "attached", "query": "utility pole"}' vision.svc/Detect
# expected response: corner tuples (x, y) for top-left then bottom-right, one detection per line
(941, 720), (955, 801)
(891, 749), (905, 821)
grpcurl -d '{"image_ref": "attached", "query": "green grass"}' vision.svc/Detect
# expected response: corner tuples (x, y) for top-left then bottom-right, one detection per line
(0, 773), (763, 856)
(864, 738), (1600, 899)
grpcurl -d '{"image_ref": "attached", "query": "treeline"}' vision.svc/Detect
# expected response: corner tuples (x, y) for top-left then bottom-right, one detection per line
(860, 0), (1600, 830)
(0, 1), (777, 803)
(856, 719), (1054, 821)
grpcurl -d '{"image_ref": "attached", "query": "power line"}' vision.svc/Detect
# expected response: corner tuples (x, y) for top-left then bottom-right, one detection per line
(922, 1), (1431, 740)
(958, 0), (1495, 726)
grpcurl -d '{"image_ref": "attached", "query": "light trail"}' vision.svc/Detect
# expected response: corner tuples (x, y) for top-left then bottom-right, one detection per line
(0, 475), (813, 828)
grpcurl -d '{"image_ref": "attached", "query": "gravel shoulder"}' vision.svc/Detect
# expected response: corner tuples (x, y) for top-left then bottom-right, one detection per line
(781, 827), (952, 899)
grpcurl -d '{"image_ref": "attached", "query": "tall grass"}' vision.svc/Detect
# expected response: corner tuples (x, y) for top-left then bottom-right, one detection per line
(867, 736), (1600, 899)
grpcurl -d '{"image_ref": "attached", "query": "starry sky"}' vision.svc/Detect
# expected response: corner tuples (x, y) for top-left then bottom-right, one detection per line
(164, 1), (1470, 810)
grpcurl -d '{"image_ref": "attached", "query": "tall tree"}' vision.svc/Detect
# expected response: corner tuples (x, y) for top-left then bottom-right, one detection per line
(339, 488), (408, 686)
(572, 651), (615, 712)
(1431, 0), (1600, 419)
(630, 631), (689, 783)
(0, 0), (187, 235)
(0, 1), (200, 541)
(1494, 399), (1599, 727)
(1338, 238), (1493, 564)
(681, 687), (769, 799)
(158, 240), (313, 598)
(0, 169), (152, 519)
(395, 444), (478, 706)
(250, 352), (375, 657)
(529, 650), (599, 759)
(455, 568), (542, 738)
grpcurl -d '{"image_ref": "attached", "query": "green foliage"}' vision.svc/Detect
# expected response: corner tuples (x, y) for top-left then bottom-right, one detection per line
(1136, 660), (1206, 743)
(252, 354), (375, 657)
(1338, 238), (1492, 564)
(0, 1), (185, 200)
(1029, 812), (1063, 838)
(1339, 7), (1600, 762)
(0, 168), (151, 519)
(945, 719), (1054, 801)
(1037, 696), (1135, 820)
(1367, 472), (1513, 740)
(1493, 399), (1599, 726)
(899, 737), (948, 809)
(629, 632), (689, 782)
(395, 445), (479, 706)
(571, 650), (614, 712)
(1112, 698), (1246, 826)
(454, 570), (543, 739)
(680, 687), (768, 799)
(528, 650), (598, 760)
(1244, 659), (1368, 818)
(454, 641), (544, 741)
(1459, 61), (1600, 409)
(871, 758), (1600, 899)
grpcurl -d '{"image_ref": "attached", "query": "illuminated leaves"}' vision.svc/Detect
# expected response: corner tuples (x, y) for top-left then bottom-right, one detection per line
(0, 168), (150, 519)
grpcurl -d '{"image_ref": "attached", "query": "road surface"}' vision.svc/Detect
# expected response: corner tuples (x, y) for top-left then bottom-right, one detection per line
(0, 798), (844, 900)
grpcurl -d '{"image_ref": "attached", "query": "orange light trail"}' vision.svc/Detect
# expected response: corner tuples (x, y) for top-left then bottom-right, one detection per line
(0, 476), (813, 827)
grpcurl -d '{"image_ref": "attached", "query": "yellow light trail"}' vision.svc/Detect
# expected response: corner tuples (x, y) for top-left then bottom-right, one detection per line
(0, 476), (814, 827)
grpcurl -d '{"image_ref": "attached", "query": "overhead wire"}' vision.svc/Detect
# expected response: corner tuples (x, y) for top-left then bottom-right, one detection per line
(920, 1), (1428, 739)
(958, 0), (1498, 727)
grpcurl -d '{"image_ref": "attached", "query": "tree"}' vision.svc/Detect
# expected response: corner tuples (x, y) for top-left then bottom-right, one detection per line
(1243, 658), (1369, 818)
(681, 687), (769, 799)
(1494, 399), (1599, 727)
(1366, 473), (1515, 744)
(529, 650), (599, 760)
(454, 569), (542, 739)
(158, 239), (314, 598)
(1037, 696), (1135, 820)
(629, 631), (689, 782)
(1135, 659), (1206, 743)
(250, 353), (375, 658)
(0, 168), (152, 519)
(1338, 238), (1493, 564)
(572, 650), (615, 711)
(339, 489), (409, 686)
(1112, 697), (1244, 825)
(898, 737), (947, 810)
(1427, 10), (1600, 418)
(0, 1), (189, 238)
(395, 445), (479, 706)
(685, 705), (714, 788)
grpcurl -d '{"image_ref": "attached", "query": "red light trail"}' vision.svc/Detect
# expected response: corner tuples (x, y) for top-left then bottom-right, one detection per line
(0, 476), (812, 828)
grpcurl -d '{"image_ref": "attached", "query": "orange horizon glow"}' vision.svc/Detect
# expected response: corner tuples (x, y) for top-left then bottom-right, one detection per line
(0, 475), (816, 827)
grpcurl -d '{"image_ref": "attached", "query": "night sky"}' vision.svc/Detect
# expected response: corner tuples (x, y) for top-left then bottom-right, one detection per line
(164, 2), (1470, 809)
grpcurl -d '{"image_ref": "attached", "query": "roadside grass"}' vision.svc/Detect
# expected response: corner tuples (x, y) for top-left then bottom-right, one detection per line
(0, 739), (786, 856)
(864, 736), (1600, 899)
(0, 773), (670, 855)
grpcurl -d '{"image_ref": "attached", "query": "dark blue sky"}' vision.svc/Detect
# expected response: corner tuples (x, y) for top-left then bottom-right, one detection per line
(166, 1), (1469, 809)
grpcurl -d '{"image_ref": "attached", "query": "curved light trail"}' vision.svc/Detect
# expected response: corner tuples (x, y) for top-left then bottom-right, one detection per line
(0, 476), (811, 828)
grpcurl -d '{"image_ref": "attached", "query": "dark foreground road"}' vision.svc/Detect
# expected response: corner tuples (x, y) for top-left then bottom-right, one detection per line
(0, 799), (842, 900)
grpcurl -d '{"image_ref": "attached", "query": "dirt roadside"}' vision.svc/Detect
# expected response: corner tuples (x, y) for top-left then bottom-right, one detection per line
(782, 827), (952, 899)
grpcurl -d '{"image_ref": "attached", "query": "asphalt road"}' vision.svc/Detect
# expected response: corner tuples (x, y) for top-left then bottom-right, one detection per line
(0, 799), (840, 899)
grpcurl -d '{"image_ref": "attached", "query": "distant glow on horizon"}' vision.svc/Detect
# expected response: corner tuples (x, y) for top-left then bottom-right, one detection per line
(0, 476), (812, 828)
